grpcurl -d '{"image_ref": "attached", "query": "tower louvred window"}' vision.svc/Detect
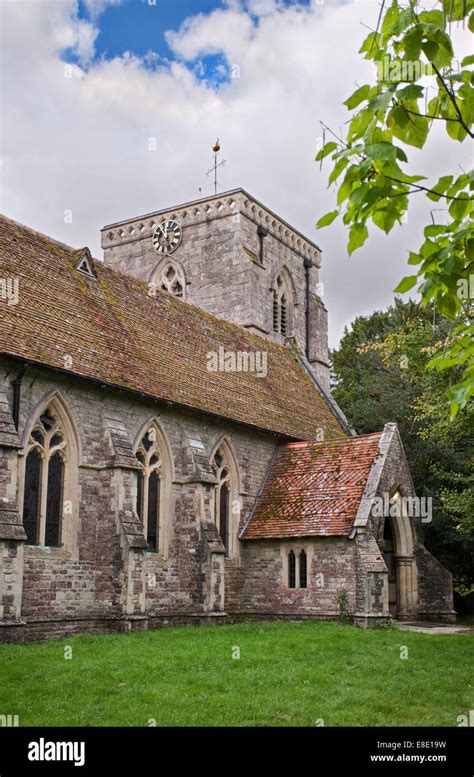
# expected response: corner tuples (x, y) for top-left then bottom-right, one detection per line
(272, 272), (292, 335)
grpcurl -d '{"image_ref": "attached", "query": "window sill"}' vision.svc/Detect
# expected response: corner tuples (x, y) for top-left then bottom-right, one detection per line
(24, 544), (72, 560)
(145, 550), (167, 563)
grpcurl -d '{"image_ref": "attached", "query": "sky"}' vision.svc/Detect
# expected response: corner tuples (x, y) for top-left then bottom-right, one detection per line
(0, 0), (471, 348)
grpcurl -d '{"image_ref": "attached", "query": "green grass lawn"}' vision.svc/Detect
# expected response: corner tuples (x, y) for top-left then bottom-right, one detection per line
(0, 621), (472, 727)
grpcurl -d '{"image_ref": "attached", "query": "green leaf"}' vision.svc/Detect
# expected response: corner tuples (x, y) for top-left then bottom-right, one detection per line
(359, 31), (380, 60)
(426, 175), (454, 202)
(316, 210), (339, 229)
(390, 102), (429, 148)
(344, 85), (370, 110)
(390, 9), (413, 36)
(337, 177), (354, 205)
(395, 146), (408, 162)
(424, 224), (449, 237)
(418, 10), (444, 28)
(394, 275), (418, 293)
(328, 157), (348, 186)
(396, 84), (424, 101)
(421, 27), (454, 69)
(348, 223), (368, 255)
(448, 381), (472, 418)
(402, 27), (423, 61)
(407, 251), (421, 265)
(367, 90), (394, 113)
(349, 184), (369, 208)
(382, 1), (401, 36)
(347, 109), (373, 142)
(461, 55), (474, 67)
(315, 141), (337, 162)
(372, 206), (399, 233)
(365, 142), (397, 161)
(420, 239), (440, 259)
(449, 194), (471, 221)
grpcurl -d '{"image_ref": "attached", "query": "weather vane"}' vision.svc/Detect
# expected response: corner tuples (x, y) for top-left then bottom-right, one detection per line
(199, 139), (226, 195)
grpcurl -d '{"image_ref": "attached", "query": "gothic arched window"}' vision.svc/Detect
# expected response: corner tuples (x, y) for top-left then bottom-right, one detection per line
(272, 271), (292, 336)
(135, 427), (165, 552)
(299, 549), (307, 589)
(22, 406), (67, 547)
(287, 547), (308, 589)
(212, 446), (231, 551)
(154, 260), (185, 299)
(288, 550), (296, 588)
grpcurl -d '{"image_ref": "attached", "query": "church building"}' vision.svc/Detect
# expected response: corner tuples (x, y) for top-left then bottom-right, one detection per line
(0, 189), (454, 641)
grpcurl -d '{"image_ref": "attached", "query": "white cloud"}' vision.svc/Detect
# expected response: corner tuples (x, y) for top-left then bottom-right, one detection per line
(83, 0), (123, 20)
(0, 0), (470, 347)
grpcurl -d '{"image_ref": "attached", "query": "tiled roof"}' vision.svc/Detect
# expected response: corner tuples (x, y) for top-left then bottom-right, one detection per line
(242, 433), (383, 539)
(0, 215), (346, 441)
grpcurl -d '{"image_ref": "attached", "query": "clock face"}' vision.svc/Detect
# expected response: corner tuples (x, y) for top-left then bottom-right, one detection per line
(152, 220), (182, 255)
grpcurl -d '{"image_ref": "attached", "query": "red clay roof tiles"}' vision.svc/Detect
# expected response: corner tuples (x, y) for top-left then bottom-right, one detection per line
(242, 433), (383, 539)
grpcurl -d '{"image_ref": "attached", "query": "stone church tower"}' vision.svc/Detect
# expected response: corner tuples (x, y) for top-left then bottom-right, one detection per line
(101, 188), (330, 390)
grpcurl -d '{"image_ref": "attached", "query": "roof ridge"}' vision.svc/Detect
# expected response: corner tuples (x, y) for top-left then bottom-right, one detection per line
(285, 431), (382, 448)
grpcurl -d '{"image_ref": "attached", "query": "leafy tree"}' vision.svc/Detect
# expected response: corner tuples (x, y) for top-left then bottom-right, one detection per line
(332, 298), (473, 583)
(317, 0), (474, 417)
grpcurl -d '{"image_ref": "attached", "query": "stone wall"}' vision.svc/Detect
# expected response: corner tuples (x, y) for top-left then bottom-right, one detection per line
(415, 545), (455, 622)
(0, 356), (280, 640)
(235, 538), (357, 619)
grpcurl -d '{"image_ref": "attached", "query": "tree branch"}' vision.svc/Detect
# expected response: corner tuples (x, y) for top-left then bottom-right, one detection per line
(431, 62), (474, 138)
(370, 0), (385, 56)
(398, 103), (461, 122)
(384, 174), (470, 201)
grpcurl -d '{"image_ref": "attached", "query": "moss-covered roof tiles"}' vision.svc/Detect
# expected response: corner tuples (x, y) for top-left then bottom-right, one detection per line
(0, 215), (345, 441)
(242, 433), (383, 539)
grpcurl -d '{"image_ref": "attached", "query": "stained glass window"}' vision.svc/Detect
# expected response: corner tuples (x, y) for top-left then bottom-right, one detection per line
(23, 448), (42, 544)
(212, 446), (232, 553)
(219, 483), (229, 548)
(22, 405), (68, 547)
(147, 470), (160, 551)
(299, 549), (307, 589)
(45, 452), (64, 547)
(288, 550), (296, 588)
(135, 428), (162, 553)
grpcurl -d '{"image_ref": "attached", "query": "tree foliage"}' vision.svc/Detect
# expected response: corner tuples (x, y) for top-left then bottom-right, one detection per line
(317, 0), (474, 417)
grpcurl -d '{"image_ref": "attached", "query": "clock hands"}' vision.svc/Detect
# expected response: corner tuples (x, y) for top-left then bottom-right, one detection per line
(152, 220), (182, 255)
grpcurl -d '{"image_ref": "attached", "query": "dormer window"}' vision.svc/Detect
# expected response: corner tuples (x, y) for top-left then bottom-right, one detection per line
(76, 248), (96, 278)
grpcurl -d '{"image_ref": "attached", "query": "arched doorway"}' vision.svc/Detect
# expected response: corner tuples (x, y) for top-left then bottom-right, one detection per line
(381, 490), (418, 620)
(383, 519), (398, 617)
